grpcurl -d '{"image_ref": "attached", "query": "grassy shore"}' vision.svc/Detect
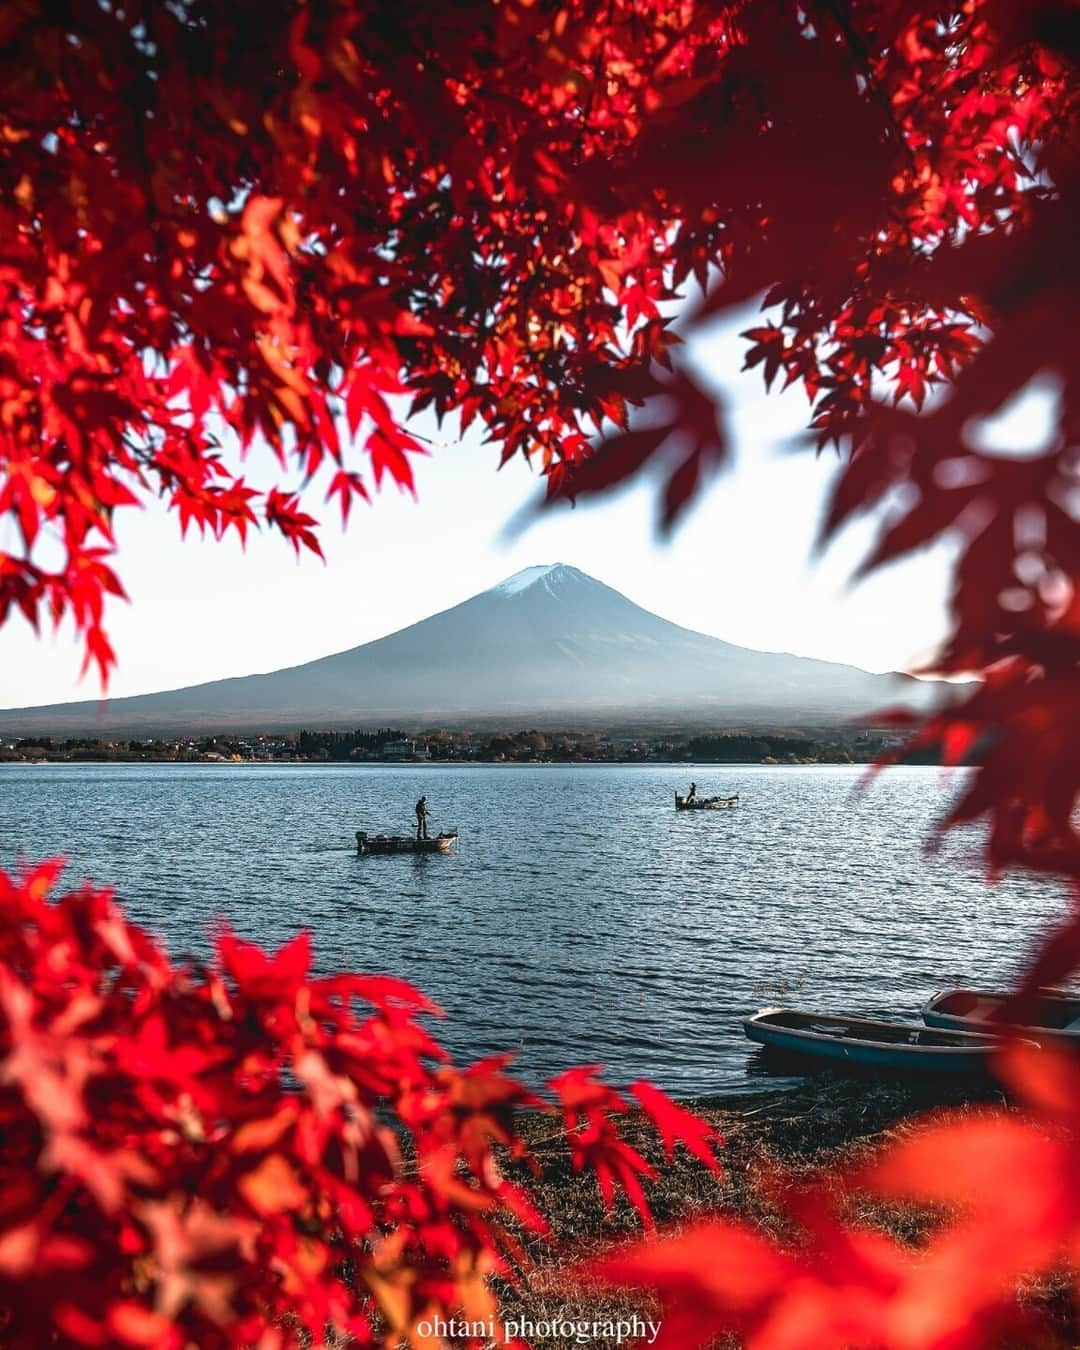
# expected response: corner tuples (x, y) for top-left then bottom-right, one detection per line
(493, 1074), (1074, 1350)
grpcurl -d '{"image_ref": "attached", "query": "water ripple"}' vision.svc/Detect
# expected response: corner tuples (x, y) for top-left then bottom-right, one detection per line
(0, 762), (1065, 1095)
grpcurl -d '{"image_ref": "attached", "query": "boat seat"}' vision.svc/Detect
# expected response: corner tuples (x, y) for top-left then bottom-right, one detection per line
(810, 1023), (850, 1036)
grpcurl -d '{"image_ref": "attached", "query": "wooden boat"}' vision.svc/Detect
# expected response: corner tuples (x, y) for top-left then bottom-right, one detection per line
(675, 792), (739, 811)
(743, 1007), (1012, 1075)
(356, 830), (458, 856)
(922, 987), (1080, 1044)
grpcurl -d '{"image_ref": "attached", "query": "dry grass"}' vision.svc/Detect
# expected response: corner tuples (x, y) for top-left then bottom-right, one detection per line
(308, 1074), (1076, 1348)
(487, 1074), (1076, 1349)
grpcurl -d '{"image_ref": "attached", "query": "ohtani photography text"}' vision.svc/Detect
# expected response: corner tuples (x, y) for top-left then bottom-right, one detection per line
(414, 1315), (663, 1345)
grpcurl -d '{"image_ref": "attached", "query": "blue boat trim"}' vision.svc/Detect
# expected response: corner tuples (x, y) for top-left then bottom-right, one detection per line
(744, 1006), (1019, 1076)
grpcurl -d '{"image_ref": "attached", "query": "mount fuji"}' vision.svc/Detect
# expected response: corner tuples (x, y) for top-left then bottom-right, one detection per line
(0, 564), (937, 734)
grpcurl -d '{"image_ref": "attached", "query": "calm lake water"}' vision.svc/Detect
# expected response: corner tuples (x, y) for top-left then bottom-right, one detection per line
(0, 763), (1065, 1096)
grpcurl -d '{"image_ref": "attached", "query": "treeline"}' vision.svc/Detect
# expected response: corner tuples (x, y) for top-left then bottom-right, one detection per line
(686, 733), (945, 765)
(688, 734), (830, 762)
(2, 735), (300, 763)
(6, 736), (176, 761)
(2, 728), (945, 765)
(296, 729), (407, 759)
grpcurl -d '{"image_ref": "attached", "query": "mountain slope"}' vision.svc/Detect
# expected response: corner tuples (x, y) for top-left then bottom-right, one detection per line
(0, 564), (937, 733)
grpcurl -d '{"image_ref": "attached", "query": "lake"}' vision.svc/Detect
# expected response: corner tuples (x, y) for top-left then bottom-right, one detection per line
(0, 762), (1064, 1097)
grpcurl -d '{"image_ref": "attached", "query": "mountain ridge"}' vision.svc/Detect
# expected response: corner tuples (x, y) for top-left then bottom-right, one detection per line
(0, 564), (938, 735)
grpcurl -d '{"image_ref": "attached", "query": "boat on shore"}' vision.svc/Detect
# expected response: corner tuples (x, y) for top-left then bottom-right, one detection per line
(744, 1007), (1013, 1075)
(675, 792), (739, 811)
(356, 830), (458, 856)
(922, 987), (1080, 1043)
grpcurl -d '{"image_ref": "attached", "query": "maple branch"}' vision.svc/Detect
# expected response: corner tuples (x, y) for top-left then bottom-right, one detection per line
(814, 0), (919, 172)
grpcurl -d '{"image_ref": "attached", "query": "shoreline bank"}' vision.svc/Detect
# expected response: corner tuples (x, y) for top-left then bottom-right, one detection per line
(0, 755), (925, 767)
(499, 1074), (1071, 1349)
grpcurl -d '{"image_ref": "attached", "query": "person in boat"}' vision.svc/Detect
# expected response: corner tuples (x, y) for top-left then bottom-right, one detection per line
(687, 782), (697, 802)
(415, 794), (430, 840)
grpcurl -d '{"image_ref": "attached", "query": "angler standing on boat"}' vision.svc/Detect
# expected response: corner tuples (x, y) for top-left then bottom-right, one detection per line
(415, 795), (430, 840)
(687, 782), (697, 803)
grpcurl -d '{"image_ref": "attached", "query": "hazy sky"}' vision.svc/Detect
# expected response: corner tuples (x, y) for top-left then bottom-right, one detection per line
(0, 306), (1050, 709)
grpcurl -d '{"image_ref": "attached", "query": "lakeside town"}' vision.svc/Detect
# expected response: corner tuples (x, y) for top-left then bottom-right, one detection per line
(1, 726), (917, 765)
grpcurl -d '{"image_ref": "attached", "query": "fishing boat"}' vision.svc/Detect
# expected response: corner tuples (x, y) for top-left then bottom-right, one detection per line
(356, 830), (458, 856)
(675, 792), (739, 811)
(922, 987), (1080, 1044)
(744, 1007), (1012, 1075)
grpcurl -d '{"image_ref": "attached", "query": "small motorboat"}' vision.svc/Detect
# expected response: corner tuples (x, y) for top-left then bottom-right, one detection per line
(356, 830), (458, 856)
(675, 792), (739, 811)
(922, 988), (1080, 1044)
(744, 1007), (1014, 1075)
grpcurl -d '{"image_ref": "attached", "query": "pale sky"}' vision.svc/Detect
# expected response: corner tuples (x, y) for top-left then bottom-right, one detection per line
(0, 305), (1052, 709)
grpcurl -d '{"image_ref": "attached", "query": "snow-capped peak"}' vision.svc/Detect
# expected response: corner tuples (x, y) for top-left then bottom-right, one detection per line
(492, 563), (582, 598)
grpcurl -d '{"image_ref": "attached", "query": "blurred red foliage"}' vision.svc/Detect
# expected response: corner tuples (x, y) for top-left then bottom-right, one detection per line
(6, 1), (1080, 1346)
(2, 0), (1074, 695)
(592, 1042), (1080, 1348)
(0, 860), (722, 1346)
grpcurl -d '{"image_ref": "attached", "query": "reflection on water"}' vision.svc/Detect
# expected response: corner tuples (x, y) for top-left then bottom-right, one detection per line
(0, 763), (1063, 1096)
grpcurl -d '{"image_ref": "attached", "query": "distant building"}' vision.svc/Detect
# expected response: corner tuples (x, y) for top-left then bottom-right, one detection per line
(382, 738), (429, 760)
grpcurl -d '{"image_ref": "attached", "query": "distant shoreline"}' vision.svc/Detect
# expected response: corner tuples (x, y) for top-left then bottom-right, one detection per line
(2, 726), (943, 768)
(0, 755), (944, 768)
